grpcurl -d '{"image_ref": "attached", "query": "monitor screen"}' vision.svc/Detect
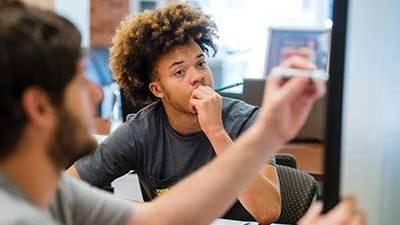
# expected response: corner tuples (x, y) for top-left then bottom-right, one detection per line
(264, 28), (331, 77)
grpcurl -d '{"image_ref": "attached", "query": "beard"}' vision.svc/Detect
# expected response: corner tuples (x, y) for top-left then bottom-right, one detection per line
(162, 88), (197, 116)
(47, 108), (97, 170)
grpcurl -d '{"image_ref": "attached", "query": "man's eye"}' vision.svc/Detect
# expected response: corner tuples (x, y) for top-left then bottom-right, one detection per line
(198, 61), (207, 68)
(175, 69), (185, 77)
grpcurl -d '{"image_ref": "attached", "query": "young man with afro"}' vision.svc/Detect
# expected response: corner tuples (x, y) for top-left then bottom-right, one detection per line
(69, 3), (282, 223)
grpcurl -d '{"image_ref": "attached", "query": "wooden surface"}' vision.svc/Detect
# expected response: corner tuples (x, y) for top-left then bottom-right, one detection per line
(279, 143), (324, 181)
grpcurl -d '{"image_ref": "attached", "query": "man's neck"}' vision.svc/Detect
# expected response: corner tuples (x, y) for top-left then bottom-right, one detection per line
(162, 102), (202, 136)
(0, 144), (60, 209)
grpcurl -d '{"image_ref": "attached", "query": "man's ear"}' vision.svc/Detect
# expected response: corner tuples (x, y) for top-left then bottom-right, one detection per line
(149, 81), (164, 98)
(21, 87), (55, 128)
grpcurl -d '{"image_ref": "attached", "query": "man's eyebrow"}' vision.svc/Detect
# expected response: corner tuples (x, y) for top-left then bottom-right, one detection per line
(197, 53), (205, 59)
(168, 53), (204, 69)
(168, 60), (184, 69)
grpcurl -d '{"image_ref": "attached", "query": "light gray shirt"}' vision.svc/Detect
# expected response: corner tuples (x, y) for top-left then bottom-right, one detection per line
(0, 172), (133, 225)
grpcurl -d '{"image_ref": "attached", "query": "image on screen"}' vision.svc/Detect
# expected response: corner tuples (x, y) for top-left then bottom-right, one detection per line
(264, 28), (331, 77)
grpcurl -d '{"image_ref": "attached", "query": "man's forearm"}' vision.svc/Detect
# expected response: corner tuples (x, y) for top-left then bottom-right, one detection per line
(239, 166), (281, 224)
(129, 124), (281, 225)
(205, 129), (232, 154)
(206, 129), (281, 224)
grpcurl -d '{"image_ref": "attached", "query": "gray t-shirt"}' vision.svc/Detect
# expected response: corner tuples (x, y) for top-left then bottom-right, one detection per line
(0, 173), (133, 225)
(76, 97), (262, 220)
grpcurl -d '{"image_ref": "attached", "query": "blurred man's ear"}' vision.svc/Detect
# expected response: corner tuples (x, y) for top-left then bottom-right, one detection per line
(21, 87), (55, 129)
(149, 81), (164, 98)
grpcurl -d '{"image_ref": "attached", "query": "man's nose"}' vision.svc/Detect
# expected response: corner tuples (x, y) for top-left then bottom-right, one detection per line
(189, 69), (205, 88)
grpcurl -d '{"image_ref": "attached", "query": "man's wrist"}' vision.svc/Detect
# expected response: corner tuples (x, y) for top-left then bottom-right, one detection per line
(202, 124), (225, 138)
(204, 126), (227, 141)
(247, 118), (285, 152)
(203, 126), (231, 154)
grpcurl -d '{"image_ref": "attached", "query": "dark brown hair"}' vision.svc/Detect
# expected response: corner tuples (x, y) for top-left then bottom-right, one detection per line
(110, 3), (218, 108)
(0, 2), (81, 159)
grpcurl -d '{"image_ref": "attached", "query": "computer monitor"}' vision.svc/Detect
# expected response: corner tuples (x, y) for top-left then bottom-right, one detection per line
(242, 27), (331, 142)
(264, 27), (331, 78)
(322, 0), (348, 213)
(244, 25), (342, 212)
(241, 78), (326, 142)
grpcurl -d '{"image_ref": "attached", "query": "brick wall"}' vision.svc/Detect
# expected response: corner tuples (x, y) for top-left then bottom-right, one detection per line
(90, 0), (129, 48)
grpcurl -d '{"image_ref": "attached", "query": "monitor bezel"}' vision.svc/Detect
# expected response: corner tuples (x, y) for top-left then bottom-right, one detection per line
(322, 0), (349, 213)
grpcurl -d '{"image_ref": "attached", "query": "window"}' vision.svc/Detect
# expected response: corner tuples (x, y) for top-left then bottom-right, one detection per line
(187, 0), (332, 92)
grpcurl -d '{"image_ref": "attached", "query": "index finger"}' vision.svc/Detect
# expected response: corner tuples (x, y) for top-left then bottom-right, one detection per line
(280, 55), (316, 70)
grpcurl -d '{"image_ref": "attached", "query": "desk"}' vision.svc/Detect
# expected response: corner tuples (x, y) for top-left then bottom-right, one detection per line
(279, 143), (324, 181)
(212, 219), (286, 225)
(211, 219), (257, 225)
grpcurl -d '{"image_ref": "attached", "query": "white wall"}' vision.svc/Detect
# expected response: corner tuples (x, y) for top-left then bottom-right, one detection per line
(54, 0), (90, 47)
(341, 0), (400, 224)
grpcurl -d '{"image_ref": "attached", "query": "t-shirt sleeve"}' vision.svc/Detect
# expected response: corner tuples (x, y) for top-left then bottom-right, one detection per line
(75, 122), (138, 187)
(238, 108), (259, 134)
(52, 175), (133, 225)
(7, 217), (53, 225)
(237, 108), (276, 165)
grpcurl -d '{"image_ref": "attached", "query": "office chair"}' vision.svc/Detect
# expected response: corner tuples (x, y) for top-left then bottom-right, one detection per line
(208, 155), (319, 224)
(275, 154), (297, 169)
(274, 164), (318, 224)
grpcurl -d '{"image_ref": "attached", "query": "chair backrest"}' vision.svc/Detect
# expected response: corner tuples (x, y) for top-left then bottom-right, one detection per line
(275, 154), (297, 169)
(275, 165), (318, 224)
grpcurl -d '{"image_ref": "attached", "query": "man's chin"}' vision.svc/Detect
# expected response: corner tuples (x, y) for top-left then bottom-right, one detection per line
(50, 126), (97, 169)
(76, 133), (98, 157)
(61, 138), (97, 169)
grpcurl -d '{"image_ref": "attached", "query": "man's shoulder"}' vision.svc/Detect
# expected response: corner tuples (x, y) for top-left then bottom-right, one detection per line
(0, 191), (53, 225)
(113, 101), (165, 139)
(221, 97), (259, 136)
(222, 97), (259, 118)
(125, 101), (164, 126)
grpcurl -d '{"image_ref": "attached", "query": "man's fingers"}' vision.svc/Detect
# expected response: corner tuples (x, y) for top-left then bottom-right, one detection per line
(299, 79), (326, 103)
(278, 76), (312, 101)
(192, 86), (218, 100)
(298, 201), (323, 225)
(323, 197), (358, 223)
(191, 89), (207, 99)
(197, 85), (215, 94)
(189, 98), (201, 113)
(309, 80), (326, 101)
(267, 76), (326, 105)
(350, 211), (367, 225)
(280, 55), (316, 70)
(282, 47), (314, 60)
(299, 197), (366, 225)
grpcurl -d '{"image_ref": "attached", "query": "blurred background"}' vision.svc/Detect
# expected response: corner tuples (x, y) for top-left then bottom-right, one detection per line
(21, 1), (400, 224)
(21, 0), (332, 120)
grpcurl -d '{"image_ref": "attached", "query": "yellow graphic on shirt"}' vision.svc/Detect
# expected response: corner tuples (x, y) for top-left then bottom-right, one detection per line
(155, 188), (169, 196)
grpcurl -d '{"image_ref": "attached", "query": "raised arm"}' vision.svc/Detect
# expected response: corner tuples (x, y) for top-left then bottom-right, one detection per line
(190, 89), (281, 224)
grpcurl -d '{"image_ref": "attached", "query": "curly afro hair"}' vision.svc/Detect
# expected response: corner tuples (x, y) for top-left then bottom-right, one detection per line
(110, 3), (218, 108)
